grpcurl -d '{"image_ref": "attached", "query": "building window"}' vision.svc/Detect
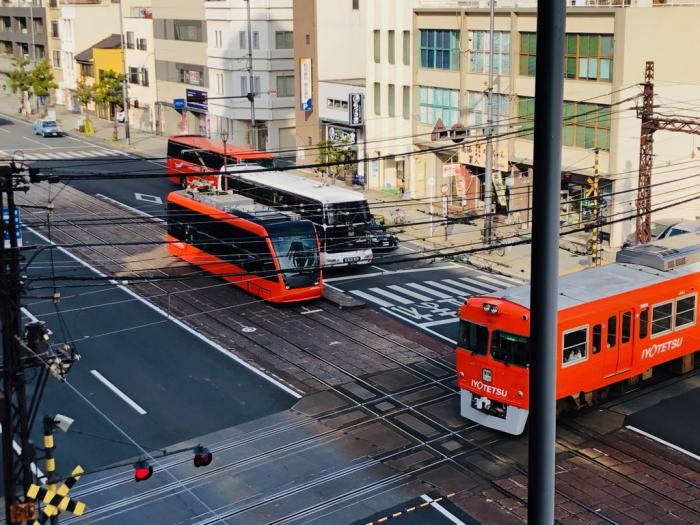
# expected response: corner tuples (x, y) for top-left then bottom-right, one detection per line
(418, 86), (459, 128)
(651, 301), (674, 337)
(178, 67), (203, 86)
(675, 294), (696, 330)
(275, 31), (293, 49)
(241, 76), (247, 96)
(214, 30), (222, 48)
(352, 0), (359, 9)
(215, 72), (223, 95)
(252, 31), (259, 50)
(419, 29), (459, 70)
(388, 30), (395, 64)
(52, 49), (60, 67)
(562, 326), (588, 366)
(126, 31), (135, 49)
(469, 30), (510, 75)
(373, 82), (380, 115)
(402, 85), (410, 120)
(51, 20), (59, 38)
(80, 63), (94, 77)
(137, 38), (147, 51)
(128, 66), (139, 84)
(276, 75), (294, 97)
(140, 67), (149, 87)
(173, 20), (203, 42)
(239, 31), (246, 49)
(373, 30), (380, 63)
(467, 91), (509, 134)
(519, 32), (537, 76)
(403, 30), (410, 65)
(565, 33), (614, 81)
(519, 97), (611, 150)
(388, 84), (395, 117)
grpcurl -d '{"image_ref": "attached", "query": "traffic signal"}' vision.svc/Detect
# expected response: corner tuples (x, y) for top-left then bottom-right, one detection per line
(134, 459), (153, 482)
(193, 446), (212, 468)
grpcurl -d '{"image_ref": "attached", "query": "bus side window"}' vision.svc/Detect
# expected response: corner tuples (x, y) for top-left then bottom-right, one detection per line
(592, 324), (602, 354)
(639, 309), (648, 339)
(607, 315), (617, 348)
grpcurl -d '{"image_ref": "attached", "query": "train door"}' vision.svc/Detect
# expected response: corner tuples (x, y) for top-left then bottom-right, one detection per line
(603, 310), (634, 377)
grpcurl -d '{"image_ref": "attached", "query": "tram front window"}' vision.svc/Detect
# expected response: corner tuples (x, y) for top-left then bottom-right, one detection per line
(458, 321), (489, 355)
(491, 331), (530, 368)
(269, 222), (319, 277)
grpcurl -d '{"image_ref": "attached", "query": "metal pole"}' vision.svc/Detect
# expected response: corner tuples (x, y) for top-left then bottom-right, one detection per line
(118, 0), (131, 145)
(482, 0), (496, 245)
(245, 0), (257, 149)
(527, 2), (566, 524)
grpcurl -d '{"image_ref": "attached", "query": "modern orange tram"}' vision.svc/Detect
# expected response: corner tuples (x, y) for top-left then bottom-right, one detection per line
(456, 233), (700, 435)
(166, 188), (322, 303)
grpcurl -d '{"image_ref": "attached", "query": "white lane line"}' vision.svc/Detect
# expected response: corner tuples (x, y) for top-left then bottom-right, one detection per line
(349, 289), (394, 308)
(91, 370), (148, 415)
(25, 136), (48, 148)
(369, 287), (414, 305)
(300, 308), (323, 315)
(95, 194), (165, 223)
(424, 280), (464, 296)
(405, 282), (451, 299)
(387, 284), (432, 302)
(370, 265), (389, 273)
(380, 307), (457, 345)
(625, 425), (700, 462)
(422, 318), (459, 327)
(30, 153), (52, 160)
(443, 279), (489, 296)
(477, 273), (525, 287)
(0, 127), (9, 133)
(27, 227), (302, 399)
(324, 264), (460, 283)
(420, 494), (466, 525)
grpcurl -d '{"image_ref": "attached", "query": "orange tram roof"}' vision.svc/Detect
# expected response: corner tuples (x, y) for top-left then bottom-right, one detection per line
(168, 135), (273, 159)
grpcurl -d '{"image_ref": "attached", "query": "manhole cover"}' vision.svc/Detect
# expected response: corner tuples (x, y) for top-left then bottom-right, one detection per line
(242, 327), (257, 333)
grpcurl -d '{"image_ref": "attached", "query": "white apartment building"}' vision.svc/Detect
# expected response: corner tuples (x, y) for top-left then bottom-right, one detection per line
(207, 0), (295, 154)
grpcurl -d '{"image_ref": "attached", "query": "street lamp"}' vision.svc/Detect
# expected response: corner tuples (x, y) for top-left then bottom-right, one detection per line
(220, 129), (229, 191)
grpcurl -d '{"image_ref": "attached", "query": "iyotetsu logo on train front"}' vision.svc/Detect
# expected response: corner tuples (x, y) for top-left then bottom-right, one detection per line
(641, 337), (683, 360)
(470, 379), (508, 398)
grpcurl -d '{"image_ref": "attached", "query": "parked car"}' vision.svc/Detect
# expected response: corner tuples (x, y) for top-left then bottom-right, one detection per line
(361, 218), (399, 251)
(32, 119), (64, 137)
(622, 217), (697, 247)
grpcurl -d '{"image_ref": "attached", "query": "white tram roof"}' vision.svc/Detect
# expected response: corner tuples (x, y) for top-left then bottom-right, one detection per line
(179, 189), (298, 223)
(225, 165), (368, 206)
(492, 233), (700, 311)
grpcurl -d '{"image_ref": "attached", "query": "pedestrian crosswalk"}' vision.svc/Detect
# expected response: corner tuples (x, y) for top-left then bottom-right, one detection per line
(0, 148), (134, 161)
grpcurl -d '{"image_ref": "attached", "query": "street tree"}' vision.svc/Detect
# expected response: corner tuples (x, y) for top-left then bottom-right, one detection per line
(30, 59), (57, 117)
(9, 57), (32, 117)
(94, 70), (124, 140)
(317, 136), (355, 185)
(75, 78), (95, 134)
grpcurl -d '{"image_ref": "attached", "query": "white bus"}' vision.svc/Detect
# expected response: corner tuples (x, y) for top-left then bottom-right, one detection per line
(225, 167), (373, 267)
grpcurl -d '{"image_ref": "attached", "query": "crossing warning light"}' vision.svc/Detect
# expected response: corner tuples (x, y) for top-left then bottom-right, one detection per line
(134, 459), (153, 482)
(193, 446), (213, 468)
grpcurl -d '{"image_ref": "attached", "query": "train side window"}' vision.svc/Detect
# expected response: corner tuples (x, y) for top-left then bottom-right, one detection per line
(621, 312), (631, 344)
(651, 301), (674, 337)
(592, 324), (602, 354)
(639, 309), (649, 339)
(607, 315), (616, 348)
(562, 326), (588, 366)
(675, 294), (696, 330)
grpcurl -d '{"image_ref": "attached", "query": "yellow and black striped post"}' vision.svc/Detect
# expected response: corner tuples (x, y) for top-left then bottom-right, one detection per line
(26, 466), (86, 524)
(42, 416), (57, 524)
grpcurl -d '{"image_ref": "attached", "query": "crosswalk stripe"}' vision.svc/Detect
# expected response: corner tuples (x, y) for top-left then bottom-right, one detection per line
(387, 285), (432, 302)
(476, 273), (524, 287)
(424, 280), (466, 296)
(107, 148), (131, 157)
(54, 152), (74, 159)
(31, 153), (52, 160)
(349, 290), (394, 308)
(405, 282), (451, 299)
(443, 279), (489, 296)
(78, 150), (100, 157)
(459, 276), (499, 292)
(69, 151), (92, 158)
(369, 287), (414, 305)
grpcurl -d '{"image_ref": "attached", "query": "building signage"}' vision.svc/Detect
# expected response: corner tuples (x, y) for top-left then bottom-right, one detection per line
(173, 98), (186, 111)
(442, 163), (461, 178)
(185, 89), (207, 112)
(327, 125), (357, 146)
(348, 93), (364, 126)
(2, 208), (21, 249)
(300, 58), (313, 112)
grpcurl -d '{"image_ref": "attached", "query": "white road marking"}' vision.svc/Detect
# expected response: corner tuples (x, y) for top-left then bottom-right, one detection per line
(25, 136), (48, 148)
(380, 307), (457, 345)
(95, 194), (165, 223)
(91, 370), (148, 415)
(442, 278), (489, 296)
(349, 289), (394, 307)
(369, 287), (414, 305)
(324, 264), (460, 283)
(422, 318), (459, 327)
(458, 276), (500, 291)
(404, 282), (451, 299)
(387, 284), (432, 302)
(625, 425), (700, 462)
(27, 227), (302, 399)
(477, 273), (525, 287)
(53, 152), (75, 159)
(300, 308), (323, 315)
(424, 280), (465, 296)
(134, 193), (163, 204)
(0, 127), (9, 133)
(20, 307), (53, 334)
(370, 265), (389, 273)
(420, 494), (466, 525)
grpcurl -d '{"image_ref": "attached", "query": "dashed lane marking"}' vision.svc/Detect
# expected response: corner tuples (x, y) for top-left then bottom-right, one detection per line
(91, 370), (148, 415)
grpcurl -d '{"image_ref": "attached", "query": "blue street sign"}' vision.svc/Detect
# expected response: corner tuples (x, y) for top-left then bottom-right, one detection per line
(173, 98), (186, 111)
(2, 208), (22, 249)
(186, 89), (208, 112)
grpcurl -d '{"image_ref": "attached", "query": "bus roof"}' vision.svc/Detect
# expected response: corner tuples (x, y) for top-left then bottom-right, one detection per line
(227, 166), (368, 205)
(167, 135), (273, 160)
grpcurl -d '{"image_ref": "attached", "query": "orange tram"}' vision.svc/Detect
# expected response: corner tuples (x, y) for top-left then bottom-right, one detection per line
(166, 188), (322, 303)
(456, 233), (700, 435)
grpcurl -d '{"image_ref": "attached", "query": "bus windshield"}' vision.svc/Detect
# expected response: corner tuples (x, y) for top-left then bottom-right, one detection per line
(268, 222), (319, 274)
(458, 321), (489, 355)
(491, 331), (530, 368)
(325, 201), (371, 226)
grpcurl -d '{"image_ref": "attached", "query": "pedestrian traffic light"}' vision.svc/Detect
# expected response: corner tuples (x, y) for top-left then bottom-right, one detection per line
(193, 446), (212, 468)
(133, 459), (153, 482)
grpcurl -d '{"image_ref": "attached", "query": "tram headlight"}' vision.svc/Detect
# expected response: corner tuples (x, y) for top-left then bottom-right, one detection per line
(483, 304), (491, 312)
(517, 390), (524, 398)
(489, 305), (499, 314)
(285, 285), (290, 290)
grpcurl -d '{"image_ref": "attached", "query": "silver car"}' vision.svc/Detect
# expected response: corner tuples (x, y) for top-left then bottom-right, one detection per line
(32, 119), (63, 137)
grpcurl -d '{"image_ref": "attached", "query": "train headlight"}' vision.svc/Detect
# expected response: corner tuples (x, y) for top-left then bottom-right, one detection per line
(482, 368), (492, 382)
(489, 304), (499, 314)
(517, 390), (524, 398)
(285, 285), (290, 290)
(483, 304), (491, 312)
(482, 303), (499, 314)
(459, 371), (464, 378)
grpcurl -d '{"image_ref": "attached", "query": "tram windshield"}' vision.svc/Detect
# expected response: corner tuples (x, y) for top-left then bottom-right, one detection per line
(268, 222), (319, 274)
(491, 331), (530, 368)
(458, 321), (489, 355)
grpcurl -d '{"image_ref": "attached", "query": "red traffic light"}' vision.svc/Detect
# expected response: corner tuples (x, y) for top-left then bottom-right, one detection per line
(193, 446), (213, 468)
(134, 460), (153, 482)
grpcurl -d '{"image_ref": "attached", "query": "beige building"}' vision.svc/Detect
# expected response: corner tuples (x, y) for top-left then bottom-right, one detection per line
(46, 0), (62, 91)
(404, 1), (700, 246)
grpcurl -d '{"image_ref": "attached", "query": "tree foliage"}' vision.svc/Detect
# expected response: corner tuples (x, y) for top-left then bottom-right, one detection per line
(75, 77), (95, 109)
(317, 137), (355, 184)
(30, 59), (58, 97)
(94, 70), (124, 108)
(9, 56), (32, 95)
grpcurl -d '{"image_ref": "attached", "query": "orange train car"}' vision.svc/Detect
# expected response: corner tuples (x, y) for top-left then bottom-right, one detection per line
(456, 233), (700, 435)
(166, 189), (322, 303)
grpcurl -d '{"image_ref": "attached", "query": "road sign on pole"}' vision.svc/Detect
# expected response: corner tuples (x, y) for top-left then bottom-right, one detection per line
(2, 209), (21, 248)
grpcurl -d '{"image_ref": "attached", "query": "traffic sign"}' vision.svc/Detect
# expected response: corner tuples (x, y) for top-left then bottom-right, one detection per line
(441, 184), (449, 197)
(173, 98), (186, 111)
(2, 208), (21, 248)
(186, 89), (208, 111)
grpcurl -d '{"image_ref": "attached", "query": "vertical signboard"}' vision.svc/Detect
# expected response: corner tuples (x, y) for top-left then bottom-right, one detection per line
(300, 58), (313, 112)
(2, 208), (21, 248)
(348, 93), (364, 126)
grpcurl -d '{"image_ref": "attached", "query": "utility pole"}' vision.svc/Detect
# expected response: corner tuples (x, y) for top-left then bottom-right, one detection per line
(528, 2), (565, 524)
(118, 0), (131, 146)
(588, 149), (602, 268)
(0, 163), (36, 524)
(245, 0), (257, 149)
(482, 0), (496, 246)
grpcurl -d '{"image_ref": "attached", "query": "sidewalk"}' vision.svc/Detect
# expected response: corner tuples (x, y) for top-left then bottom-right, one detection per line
(0, 94), (608, 281)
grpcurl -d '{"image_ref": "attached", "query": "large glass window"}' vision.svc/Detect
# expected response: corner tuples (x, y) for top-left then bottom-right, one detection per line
(275, 31), (293, 49)
(467, 91), (509, 133)
(268, 222), (319, 275)
(519, 32), (537, 76)
(418, 86), (460, 128)
(563, 327), (588, 366)
(491, 331), (530, 368)
(469, 30), (510, 75)
(419, 29), (460, 70)
(675, 294), (696, 329)
(651, 301), (674, 337)
(521, 32), (613, 81)
(458, 321), (489, 355)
